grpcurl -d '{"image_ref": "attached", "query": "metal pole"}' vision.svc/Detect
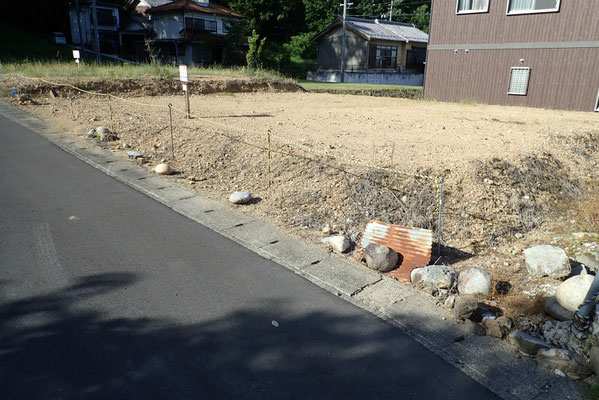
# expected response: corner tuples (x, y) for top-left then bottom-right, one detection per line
(437, 176), (444, 256)
(389, 0), (394, 21)
(107, 96), (113, 131)
(91, 0), (101, 63)
(340, 0), (348, 83)
(185, 87), (191, 119)
(267, 130), (272, 189)
(168, 103), (175, 159)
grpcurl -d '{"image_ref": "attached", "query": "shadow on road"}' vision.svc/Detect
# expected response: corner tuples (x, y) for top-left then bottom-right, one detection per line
(0, 273), (498, 400)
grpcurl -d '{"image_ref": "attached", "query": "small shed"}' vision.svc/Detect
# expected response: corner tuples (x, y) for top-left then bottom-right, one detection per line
(310, 17), (428, 85)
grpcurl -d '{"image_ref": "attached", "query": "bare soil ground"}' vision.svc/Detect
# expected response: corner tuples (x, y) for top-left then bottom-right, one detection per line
(4, 75), (599, 324)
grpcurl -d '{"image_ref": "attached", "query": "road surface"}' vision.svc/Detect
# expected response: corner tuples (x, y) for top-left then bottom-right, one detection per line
(0, 113), (498, 399)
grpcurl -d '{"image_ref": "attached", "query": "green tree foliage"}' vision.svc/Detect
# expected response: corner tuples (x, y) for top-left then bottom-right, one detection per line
(246, 29), (266, 69)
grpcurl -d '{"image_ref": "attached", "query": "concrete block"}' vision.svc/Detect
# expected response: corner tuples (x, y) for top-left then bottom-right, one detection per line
(225, 220), (287, 249)
(383, 295), (465, 349)
(444, 335), (552, 400)
(354, 276), (418, 309)
(261, 237), (329, 270)
(303, 255), (381, 297)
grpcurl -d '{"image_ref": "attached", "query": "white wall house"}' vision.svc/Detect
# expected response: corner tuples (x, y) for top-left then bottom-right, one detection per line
(147, 0), (244, 66)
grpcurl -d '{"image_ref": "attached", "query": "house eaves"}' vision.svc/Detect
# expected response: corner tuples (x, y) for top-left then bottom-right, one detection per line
(311, 17), (428, 44)
(146, 0), (244, 18)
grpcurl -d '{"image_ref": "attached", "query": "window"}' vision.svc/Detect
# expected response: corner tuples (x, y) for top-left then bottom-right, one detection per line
(595, 89), (599, 112)
(456, 0), (489, 14)
(508, 67), (530, 95)
(507, 0), (560, 14)
(368, 45), (397, 69)
(96, 8), (117, 26)
(185, 17), (217, 32)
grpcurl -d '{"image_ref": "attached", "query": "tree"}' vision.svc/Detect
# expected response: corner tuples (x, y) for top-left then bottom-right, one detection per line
(246, 29), (266, 69)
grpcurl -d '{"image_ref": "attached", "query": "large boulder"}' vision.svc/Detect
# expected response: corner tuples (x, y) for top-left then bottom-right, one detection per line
(509, 330), (553, 355)
(544, 296), (574, 321)
(154, 163), (173, 175)
(229, 191), (252, 204)
(576, 254), (599, 272)
(523, 245), (571, 278)
(321, 235), (350, 253)
(555, 269), (595, 312)
(364, 244), (398, 273)
(457, 266), (492, 295)
(410, 265), (455, 290)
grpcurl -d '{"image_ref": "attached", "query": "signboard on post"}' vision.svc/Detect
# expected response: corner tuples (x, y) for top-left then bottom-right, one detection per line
(72, 50), (81, 66)
(179, 64), (188, 82)
(179, 64), (191, 118)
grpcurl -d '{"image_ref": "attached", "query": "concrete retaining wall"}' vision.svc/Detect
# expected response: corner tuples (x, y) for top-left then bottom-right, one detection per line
(310, 71), (424, 86)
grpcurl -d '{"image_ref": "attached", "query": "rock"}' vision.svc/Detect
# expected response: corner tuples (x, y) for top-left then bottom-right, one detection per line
(229, 191), (252, 204)
(364, 244), (398, 273)
(555, 268), (595, 312)
(589, 346), (599, 376)
(457, 266), (492, 295)
(410, 265), (455, 290)
(100, 132), (117, 142)
(454, 295), (478, 321)
(444, 295), (456, 309)
(136, 157), (147, 165)
(544, 296), (574, 321)
(96, 126), (111, 134)
(321, 235), (350, 253)
(509, 330), (553, 355)
(536, 348), (592, 379)
(523, 245), (571, 278)
(87, 128), (96, 138)
(482, 316), (513, 338)
(576, 254), (599, 272)
(321, 224), (332, 235)
(126, 151), (143, 159)
(154, 163), (173, 175)
(464, 319), (486, 336)
(542, 320), (586, 355)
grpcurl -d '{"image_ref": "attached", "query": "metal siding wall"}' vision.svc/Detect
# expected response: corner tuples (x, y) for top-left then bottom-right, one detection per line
(430, 1), (599, 45)
(425, 48), (599, 111)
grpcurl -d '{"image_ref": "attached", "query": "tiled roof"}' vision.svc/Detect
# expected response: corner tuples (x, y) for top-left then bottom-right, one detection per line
(313, 17), (428, 44)
(146, 0), (244, 18)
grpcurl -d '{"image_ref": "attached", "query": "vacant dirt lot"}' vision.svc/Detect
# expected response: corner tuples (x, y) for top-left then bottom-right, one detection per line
(4, 75), (599, 319)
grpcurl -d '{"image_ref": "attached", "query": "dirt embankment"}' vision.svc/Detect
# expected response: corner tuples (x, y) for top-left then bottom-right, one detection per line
(6, 75), (303, 97)
(3, 75), (599, 323)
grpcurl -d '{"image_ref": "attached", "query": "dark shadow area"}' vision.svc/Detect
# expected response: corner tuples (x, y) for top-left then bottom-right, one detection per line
(0, 273), (500, 400)
(247, 196), (262, 205)
(433, 243), (475, 265)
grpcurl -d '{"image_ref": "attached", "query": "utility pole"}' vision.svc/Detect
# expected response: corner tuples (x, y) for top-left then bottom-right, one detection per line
(91, 0), (101, 63)
(389, 0), (394, 21)
(340, 0), (351, 83)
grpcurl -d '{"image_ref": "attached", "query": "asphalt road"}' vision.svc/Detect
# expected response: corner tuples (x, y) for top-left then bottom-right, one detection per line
(0, 113), (498, 399)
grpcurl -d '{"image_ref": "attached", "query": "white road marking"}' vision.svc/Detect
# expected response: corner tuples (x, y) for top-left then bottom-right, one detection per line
(33, 223), (69, 288)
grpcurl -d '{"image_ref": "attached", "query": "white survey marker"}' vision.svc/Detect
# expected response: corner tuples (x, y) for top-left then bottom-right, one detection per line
(179, 64), (188, 82)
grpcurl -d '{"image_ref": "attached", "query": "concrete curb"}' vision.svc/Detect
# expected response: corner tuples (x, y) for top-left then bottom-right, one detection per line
(0, 102), (582, 400)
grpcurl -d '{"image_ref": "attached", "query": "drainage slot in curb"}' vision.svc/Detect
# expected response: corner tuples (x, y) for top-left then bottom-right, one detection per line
(233, 223), (244, 227)
(269, 240), (279, 245)
(105, 160), (114, 164)
(138, 177), (147, 180)
(310, 260), (321, 265)
(119, 168), (128, 172)
(204, 210), (214, 213)
(157, 187), (166, 190)
(178, 195), (197, 201)
(79, 147), (87, 150)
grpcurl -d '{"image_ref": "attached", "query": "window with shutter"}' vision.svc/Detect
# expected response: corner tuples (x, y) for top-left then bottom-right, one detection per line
(508, 67), (530, 95)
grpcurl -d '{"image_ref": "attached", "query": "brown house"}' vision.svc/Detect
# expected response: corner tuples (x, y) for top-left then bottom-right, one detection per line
(424, 1), (599, 112)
